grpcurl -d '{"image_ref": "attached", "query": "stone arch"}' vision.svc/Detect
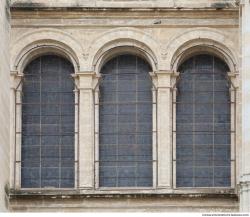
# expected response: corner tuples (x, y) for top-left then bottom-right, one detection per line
(11, 28), (83, 73)
(88, 27), (160, 73)
(163, 28), (238, 72)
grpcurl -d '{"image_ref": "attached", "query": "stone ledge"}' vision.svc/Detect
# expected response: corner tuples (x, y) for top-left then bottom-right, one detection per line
(8, 193), (239, 212)
(10, 7), (239, 12)
(8, 190), (238, 200)
(10, 0), (238, 10)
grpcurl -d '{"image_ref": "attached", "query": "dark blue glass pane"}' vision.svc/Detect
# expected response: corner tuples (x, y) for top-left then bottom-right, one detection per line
(99, 55), (153, 187)
(21, 55), (75, 188)
(176, 54), (231, 187)
(21, 168), (40, 188)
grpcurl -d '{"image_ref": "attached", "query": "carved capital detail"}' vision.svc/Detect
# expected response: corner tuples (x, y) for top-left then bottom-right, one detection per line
(10, 70), (24, 90)
(228, 71), (240, 89)
(74, 71), (101, 90)
(151, 70), (179, 89)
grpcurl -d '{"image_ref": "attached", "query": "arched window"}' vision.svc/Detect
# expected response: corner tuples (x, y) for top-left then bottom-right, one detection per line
(176, 54), (231, 187)
(99, 54), (153, 187)
(21, 55), (75, 188)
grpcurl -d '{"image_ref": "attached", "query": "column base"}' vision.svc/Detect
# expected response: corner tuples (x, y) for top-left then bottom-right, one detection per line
(239, 181), (250, 212)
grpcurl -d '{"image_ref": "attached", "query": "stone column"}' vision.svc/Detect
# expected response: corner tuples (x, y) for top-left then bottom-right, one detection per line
(153, 70), (175, 188)
(9, 71), (23, 190)
(228, 72), (239, 188)
(77, 72), (99, 189)
(240, 0), (250, 212)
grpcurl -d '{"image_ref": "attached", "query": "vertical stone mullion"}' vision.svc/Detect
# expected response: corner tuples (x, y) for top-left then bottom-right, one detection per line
(77, 72), (97, 189)
(94, 89), (100, 188)
(73, 87), (80, 189)
(172, 87), (177, 188)
(155, 70), (173, 188)
(152, 86), (157, 188)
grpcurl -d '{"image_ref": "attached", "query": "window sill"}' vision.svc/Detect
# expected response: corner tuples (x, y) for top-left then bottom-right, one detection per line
(8, 187), (237, 199)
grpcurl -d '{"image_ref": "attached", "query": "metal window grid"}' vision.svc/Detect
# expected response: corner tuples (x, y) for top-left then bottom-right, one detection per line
(173, 54), (236, 188)
(96, 54), (155, 188)
(14, 55), (79, 189)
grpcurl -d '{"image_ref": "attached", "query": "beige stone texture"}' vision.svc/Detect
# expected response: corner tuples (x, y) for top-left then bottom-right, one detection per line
(240, 0), (250, 212)
(0, 0), (10, 212)
(5, 0), (245, 212)
(8, 194), (239, 212)
(10, 0), (238, 8)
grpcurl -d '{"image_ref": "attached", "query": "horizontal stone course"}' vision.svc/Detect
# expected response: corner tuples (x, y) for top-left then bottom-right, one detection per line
(9, 194), (239, 212)
(11, 0), (238, 8)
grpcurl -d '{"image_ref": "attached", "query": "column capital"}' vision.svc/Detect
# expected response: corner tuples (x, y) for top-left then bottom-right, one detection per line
(10, 70), (24, 78)
(151, 70), (179, 88)
(152, 70), (178, 77)
(74, 71), (101, 78)
(73, 71), (101, 90)
(227, 71), (239, 77)
(227, 71), (240, 89)
(10, 71), (24, 90)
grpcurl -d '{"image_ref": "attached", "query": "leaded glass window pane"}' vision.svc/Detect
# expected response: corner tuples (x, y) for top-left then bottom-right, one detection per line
(176, 54), (231, 187)
(21, 55), (75, 188)
(99, 54), (153, 187)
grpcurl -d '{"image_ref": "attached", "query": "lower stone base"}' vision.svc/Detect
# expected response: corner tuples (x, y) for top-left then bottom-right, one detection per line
(8, 194), (239, 212)
(239, 181), (250, 212)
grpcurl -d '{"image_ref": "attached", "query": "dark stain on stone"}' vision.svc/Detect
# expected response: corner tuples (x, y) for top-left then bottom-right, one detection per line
(8, 188), (239, 201)
(211, 2), (231, 9)
(11, 2), (45, 8)
(5, 0), (11, 21)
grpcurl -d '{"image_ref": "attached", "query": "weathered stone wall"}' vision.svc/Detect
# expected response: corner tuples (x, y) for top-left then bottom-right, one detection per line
(9, 194), (239, 212)
(0, 0), (10, 212)
(8, 1), (241, 212)
(240, 0), (250, 212)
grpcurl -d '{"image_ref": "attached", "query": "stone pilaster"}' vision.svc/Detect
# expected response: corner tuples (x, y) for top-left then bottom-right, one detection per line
(152, 70), (176, 188)
(0, 0), (10, 211)
(76, 71), (100, 189)
(240, 0), (250, 212)
(9, 71), (23, 190)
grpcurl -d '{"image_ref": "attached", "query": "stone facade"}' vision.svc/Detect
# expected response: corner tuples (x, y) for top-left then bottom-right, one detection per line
(240, 0), (250, 212)
(0, 0), (10, 212)
(0, 0), (249, 212)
